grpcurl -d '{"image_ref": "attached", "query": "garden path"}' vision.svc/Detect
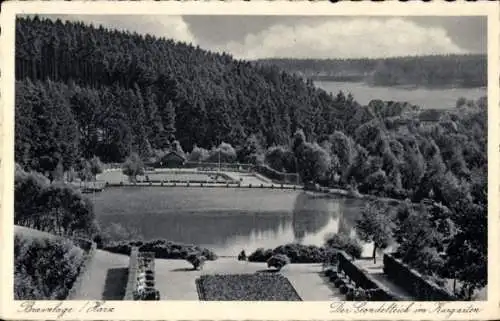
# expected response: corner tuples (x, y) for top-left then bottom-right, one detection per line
(72, 250), (130, 300)
(354, 257), (414, 300)
(154, 257), (341, 301)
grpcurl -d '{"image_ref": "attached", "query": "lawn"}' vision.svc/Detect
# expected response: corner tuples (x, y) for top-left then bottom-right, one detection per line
(196, 274), (302, 301)
(97, 170), (233, 184)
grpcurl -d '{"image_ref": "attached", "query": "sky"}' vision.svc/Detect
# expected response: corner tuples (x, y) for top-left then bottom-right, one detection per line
(44, 15), (486, 60)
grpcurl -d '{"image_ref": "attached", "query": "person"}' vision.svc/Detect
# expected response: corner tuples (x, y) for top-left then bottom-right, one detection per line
(238, 250), (247, 261)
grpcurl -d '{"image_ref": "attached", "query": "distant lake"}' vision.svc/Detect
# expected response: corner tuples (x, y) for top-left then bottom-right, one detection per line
(93, 187), (373, 257)
(314, 81), (487, 109)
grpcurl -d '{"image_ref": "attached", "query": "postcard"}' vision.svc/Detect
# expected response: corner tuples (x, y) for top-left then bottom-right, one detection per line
(0, 1), (498, 320)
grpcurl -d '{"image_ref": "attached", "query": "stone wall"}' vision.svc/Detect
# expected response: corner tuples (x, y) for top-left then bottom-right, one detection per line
(124, 247), (140, 300)
(383, 253), (456, 301)
(337, 251), (400, 300)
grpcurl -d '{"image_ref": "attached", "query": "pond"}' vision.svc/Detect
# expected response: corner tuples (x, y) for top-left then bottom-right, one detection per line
(92, 187), (373, 257)
(314, 81), (487, 109)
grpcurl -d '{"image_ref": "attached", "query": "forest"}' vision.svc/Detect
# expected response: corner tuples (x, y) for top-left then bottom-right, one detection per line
(258, 54), (487, 88)
(14, 16), (487, 298)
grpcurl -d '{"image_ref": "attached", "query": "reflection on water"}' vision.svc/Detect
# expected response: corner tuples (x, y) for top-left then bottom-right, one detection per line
(93, 187), (372, 256)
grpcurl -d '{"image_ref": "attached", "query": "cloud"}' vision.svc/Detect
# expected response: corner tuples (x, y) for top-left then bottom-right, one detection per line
(45, 15), (196, 44)
(215, 18), (468, 59)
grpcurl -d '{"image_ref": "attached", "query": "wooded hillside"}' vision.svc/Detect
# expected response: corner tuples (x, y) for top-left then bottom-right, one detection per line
(16, 16), (367, 166)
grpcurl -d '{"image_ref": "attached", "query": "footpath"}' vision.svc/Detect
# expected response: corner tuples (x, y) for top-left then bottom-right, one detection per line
(72, 250), (130, 300)
(154, 258), (341, 301)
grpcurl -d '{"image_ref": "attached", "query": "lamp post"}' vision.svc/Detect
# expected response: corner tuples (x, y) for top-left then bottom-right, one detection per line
(218, 138), (221, 172)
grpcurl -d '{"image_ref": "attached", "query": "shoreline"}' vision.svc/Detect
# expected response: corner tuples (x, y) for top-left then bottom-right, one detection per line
(312, 79), (487, 91)
(104, 181), (303, 191)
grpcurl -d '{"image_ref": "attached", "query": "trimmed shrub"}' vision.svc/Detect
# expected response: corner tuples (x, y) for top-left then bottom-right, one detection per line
(339, 284), (348, 294)
(103, 239), (217, 261)
(329, 274), (339, 283)
(324, 269), (336, 278)
(334, 278), (345, 288)
(248, 247), (273, 262)
(267, 254), (290, 271)
(353, 288), (368, 301)
(325, 234), (363, 259)
(186, 252), (206, 270)
(345, 286), (355, 301)
(133, 288), (160, 300)
(248, 244), (333, 263)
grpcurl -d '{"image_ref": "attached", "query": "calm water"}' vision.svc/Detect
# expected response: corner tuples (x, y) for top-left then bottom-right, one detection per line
(92, 187), (372, 256)
(315, 81), (487, 109)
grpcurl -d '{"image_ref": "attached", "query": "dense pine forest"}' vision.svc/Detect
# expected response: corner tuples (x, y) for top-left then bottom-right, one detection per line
(15, 16), (487, 298)
(15, 16), (370, 166)
(258, 55), (487, 88)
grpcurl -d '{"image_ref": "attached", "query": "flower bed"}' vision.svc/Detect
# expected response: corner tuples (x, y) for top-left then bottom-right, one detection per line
(124, 248), (160, 300)
(196, 274), (302, 301)
(103, 239), (217, 261)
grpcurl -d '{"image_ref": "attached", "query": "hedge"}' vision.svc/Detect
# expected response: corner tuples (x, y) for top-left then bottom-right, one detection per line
(248, 244), (338, 263)
(14, 235), (86, 300)
(103, 239), (217, 261)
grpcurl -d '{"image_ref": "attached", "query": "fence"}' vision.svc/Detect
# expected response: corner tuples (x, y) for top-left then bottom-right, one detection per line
(253, 165), (300, 185)
(106, 161), (301, 185)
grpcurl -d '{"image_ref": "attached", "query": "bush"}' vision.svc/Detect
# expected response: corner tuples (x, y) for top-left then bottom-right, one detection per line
(248, 247), (274, 262)
(102, 239), (217, 261)
(324, 269), (336, 278)
(346, 289), (355, 301)
(133, 288), (160, 300)
(14, 235), (86, 300)
(339, 284), (348, 294)
(353, 288), (368, 301)
(324, 234), (363, 259)
(334, 278), (345, 288)
(248, 244), (333, 263)
(345, 284), (355, 293)
(267, 254), (290, 271)
(329, 274), (339, 283)
(186, 252), (206, 270)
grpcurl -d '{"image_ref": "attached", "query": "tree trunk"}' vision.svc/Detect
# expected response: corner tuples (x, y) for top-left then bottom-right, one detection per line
(373, 244), (377, 264)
